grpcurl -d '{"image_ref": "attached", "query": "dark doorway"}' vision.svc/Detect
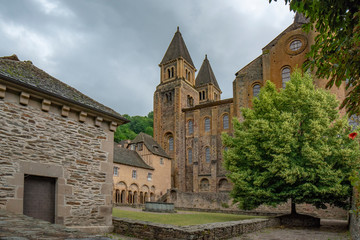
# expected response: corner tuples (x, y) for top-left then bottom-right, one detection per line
(23, 175), (56, 223)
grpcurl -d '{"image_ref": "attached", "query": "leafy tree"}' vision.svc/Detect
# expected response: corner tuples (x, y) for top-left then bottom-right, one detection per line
(222, 71), (360, 213)
(269, 0), (360, 115)
(114, 111), (154, 142)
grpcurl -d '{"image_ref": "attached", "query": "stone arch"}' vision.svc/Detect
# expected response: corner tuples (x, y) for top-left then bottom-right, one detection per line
(218, 178), (231, 191)
(164, 132), (174, 152)
(170, 189), (177, 201)
(200, 178), (210, 191)
(117, 181), (127, 190)
(120, 190), (126, 203)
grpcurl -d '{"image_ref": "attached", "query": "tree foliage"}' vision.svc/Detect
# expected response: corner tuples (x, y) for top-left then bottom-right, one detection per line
(222, 71), (360, 211)
(270, 0), (360, 115)
(114, 111), (154, 142)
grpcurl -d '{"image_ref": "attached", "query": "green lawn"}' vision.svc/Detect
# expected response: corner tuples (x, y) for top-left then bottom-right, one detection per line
(112, 208), (265, 226)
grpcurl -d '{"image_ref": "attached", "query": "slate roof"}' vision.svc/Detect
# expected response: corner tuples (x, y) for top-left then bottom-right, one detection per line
(160, 27), (195, 68)
(113, 143), (154, 170)
(0, 55), (129, 123)
(195, 55), (220, 91)
(131, 132), (170, 159)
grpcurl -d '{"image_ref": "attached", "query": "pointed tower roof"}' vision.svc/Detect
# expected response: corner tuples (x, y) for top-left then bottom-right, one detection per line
(195, 55), (220, 90)
(160, 27), (195, 67)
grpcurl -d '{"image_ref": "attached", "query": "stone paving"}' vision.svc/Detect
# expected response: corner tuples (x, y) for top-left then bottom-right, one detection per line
(230, 219), (350, 240)
(0, 207), (351, 240)
(0, 209), (110, 240)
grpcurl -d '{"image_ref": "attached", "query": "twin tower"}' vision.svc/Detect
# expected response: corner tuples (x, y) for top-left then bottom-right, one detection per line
(153, 15), (346, 194)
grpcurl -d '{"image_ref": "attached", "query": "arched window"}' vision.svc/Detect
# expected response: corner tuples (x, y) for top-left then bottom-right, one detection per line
(171, 67), (174, 78)
(205, 147), (210, 163)
(169, 137), (174, 151)
(282, 67), (291, 88)
(188, 148), (192, 164)
(223, 114), (229, 130)
(204, 117), (210, 132)
(253, 84), (261, 98)
(200, 178), (210, 191)
(188, 120), (193, 134)
(167, 68), (171, 79)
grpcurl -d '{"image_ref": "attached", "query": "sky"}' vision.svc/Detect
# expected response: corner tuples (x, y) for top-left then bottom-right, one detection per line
(0, 0), (295, 116)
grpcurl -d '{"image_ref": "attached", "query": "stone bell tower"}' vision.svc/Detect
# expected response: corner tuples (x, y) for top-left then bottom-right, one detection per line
(153, 27), (198, 190)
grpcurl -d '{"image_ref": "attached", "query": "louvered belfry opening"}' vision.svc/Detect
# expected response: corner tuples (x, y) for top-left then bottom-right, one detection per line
(23, 175), (56, 223)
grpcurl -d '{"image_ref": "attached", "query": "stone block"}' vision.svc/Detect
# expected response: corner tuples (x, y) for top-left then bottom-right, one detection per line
(41, 99), (51, 112)
(61, 105), (70, 117)
(19, 92), (30, 105)
(6, 198), (23, 214)
(0, 84), (6, 98)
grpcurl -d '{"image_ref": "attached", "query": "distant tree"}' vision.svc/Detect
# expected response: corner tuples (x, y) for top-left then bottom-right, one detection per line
(269, 0), (360, 115)
(114, 111), (154, 142)
(222, 71), (360, 213)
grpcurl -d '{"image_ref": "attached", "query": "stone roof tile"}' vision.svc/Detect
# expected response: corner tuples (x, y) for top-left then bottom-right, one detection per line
(131, 132), (170, 159)
(195, 55), (220, 90)
(0, 55), (128, 122)
(160, 27), (195, 68)
(113, 143), (154, 170)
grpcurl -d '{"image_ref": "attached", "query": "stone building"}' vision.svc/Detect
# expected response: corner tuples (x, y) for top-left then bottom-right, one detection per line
(113, 132), (171, 204)
(153, 14), (347, 216)
(0, 55), (128, 233)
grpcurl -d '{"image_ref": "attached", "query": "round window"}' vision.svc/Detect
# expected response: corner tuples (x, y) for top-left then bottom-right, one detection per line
(289, 40), (302, 51)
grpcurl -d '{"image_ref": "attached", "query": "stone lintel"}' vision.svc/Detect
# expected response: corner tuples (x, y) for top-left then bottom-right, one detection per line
(110, 121), (117, 132)
(61, 105), (70, 117)
(0, 84), (6, 98)
(41, 99), (51, 112)
(79, 111), (87, 122)
(95, 117), (103, 127)
(19, 92), (30, 105)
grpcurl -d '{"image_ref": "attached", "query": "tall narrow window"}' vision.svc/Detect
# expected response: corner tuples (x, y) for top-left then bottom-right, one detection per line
(132, 170), (137, 179)
(114, 167), (119, 176)
(188, 148), (192, 164)
(147, 173), (152, 181)
(188, 120), (193, 134)
(282, 67), (291, 88)
(223, 114), (229, 130)
(253, 84), (261, 98)
(169, 137), (174, 151)
(205, 147), (210, 163)
(204, 117), (210, 132)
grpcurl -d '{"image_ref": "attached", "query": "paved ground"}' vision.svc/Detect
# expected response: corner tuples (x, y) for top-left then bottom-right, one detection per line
(0, 207), (350, 240)
(230, 219), (350, 240)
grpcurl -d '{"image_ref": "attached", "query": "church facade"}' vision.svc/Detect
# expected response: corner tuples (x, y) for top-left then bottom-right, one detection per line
(153, 14), (346, 197)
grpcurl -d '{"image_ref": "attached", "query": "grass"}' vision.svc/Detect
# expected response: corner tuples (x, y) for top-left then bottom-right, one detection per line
(112, 208), (265, 226)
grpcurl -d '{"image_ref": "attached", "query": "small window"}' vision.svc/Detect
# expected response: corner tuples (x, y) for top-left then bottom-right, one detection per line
(253, 84), (261, 98)
(223, 114), (229, 130)
(132, 170), (137, 179)
(204, 117), (210, 132)
(214, 92), (217, 100)
(188, 120), (193, 134)
(130, 144), (135, 150)
(147, 173), (152, 181)
(169, 137), (174, 151)
(114, 167), (119, 176)
(188, 148), (192, 164)
(290, 40), (302, 51)
(160, 158), (164, 165)
(205, 147), (210, 163)
(282, 67), (291, 88)
(138, 143), (143, 151)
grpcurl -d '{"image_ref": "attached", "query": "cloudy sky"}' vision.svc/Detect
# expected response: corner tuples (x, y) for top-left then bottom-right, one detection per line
(0, 0), (294, 116)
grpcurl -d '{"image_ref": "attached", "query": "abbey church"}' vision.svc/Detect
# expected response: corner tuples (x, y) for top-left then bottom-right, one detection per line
(153, 13), (346, 201)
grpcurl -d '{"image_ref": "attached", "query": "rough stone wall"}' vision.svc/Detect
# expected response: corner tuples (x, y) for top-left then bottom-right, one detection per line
(113, 216), (280, 240)
(0, 95), (113, 230)
(172, 191), (348, 220)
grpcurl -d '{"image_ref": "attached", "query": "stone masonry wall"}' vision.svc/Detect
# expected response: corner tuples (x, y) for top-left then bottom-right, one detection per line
(172, 191), (348, 220)
(0, 98), (112, 229)
(113, 217), (280, 240)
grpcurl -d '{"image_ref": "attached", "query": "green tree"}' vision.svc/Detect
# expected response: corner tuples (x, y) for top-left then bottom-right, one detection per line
(270, 0), (360, 115)
(222, 71), (360, 213)
(114, 111), (154, 142)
